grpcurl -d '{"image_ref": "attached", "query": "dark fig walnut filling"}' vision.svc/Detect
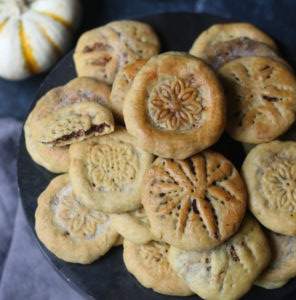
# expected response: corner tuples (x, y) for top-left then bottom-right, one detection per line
(45, 123), (110, 146)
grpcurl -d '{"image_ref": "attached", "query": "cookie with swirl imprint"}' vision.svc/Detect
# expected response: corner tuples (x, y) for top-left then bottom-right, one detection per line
(142, 150), (247, 251)
(110, 59), (147, 122)
(218, 56), (296, 143)
(256, 231), (296, 289)
(35, 174), (118, 264)
(123, 52), (226, 159)
(168, 215), (271, 300)
(189, 23), (277, 61)
(69, 127), (154, 213)
(74, 21), (160, 85)
(242, 141), (296, 235)
(123, 240), (193, 296)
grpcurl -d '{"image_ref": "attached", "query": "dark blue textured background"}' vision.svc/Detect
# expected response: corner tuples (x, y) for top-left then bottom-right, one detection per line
(1, 0), (296, 121)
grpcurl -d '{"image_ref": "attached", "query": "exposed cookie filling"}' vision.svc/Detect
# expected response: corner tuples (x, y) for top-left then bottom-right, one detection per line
(46, 123), (110, 145)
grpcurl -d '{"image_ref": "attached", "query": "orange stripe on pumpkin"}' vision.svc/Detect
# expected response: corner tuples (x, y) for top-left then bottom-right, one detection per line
(19, 22), (40, 74)
(37, 11), (74, 32)
(40, 26), (61, 56)
(0, 18), (8, 34)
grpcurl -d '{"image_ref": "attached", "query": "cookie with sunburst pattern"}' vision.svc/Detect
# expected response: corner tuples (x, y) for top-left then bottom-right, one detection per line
(218, 56), (296, 143)
(35, 174), (118, 264)
(123, 52), (226, 159)
(69, 127), (154, 213)
(242, 140), (296, 235)
(123, 240), (193, 296)
(168, 215), (271, 300)
(142, 151), (247, 251)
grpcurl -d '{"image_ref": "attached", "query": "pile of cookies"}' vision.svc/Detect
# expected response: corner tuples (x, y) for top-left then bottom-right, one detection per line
(24, 20), (296, 300)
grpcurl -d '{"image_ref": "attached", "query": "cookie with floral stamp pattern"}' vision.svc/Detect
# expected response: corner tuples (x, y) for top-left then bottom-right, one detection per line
(189, 23), (277, 59)
(35, 174), (118, 264)
(74, 21), (160, 85)
(256, 231), (296, 289)
(218, 56), (296, 143)
(69, 127), (154, 213)
(123, 240), (193, 296)
(24, 111), (70, 173)
(123, 52), (226, 159)
(110, 207), (154, 244)
(142, 150), (247, 251)
(110, 59), (147, 122)
(242, 140), (296, 235)
(168, 215), (271, 300)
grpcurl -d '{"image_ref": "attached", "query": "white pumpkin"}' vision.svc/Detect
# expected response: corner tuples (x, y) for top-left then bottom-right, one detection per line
(0, 0), (81, 80)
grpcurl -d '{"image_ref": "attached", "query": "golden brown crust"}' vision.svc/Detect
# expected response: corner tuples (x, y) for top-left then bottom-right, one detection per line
(110, 59), (147, 122)
(168, 215), (271, 300)
(123, 240), (193, 296)
(242, 140), (296, 235)
(35, 174), (118, 264)
(123, 52), (226, 159)
(74, 21), (160, 84)
(218, 56), (296, 143)
(142, 151), (247, 251)
(190, 23), (277, 58)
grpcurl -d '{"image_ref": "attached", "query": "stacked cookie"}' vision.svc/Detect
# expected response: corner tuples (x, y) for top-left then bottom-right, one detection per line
(24, 20), (296, 300)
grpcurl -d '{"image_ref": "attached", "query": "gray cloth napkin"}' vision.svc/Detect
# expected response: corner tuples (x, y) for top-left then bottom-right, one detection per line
(0, 118), (84, 300)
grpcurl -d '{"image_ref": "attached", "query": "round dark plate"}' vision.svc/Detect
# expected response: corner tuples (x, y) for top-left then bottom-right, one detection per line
(17, 12), (296, 300)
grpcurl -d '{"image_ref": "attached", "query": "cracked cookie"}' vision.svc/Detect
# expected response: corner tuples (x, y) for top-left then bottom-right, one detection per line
(29, 77), (114, 147)
(190, 23), (276, 59)
(256, 231), (296, 289)
(74, 20), (160, 84)
(110, 207), (154, 244)
(168, 215), (271, 300)
(69, 127), (154, 213)
(35, 174), (118, 264)
(218, 56), (296, 143)
(123, 240), (193, 296)
(242, 140), (296, 235)
(123, 52), (226, 159)
(142, 151), (247, 251)
(110, 59), (147, 122)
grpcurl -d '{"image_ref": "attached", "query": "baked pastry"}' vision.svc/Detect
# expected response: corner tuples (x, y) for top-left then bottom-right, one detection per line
(74, 21), (160, 84)
(110, 207), (154, 244)
(24, 112), (70, 173)
(218, 56), (296, 143)
(242, 140), (296, 235)
(35, 174), (118, 264)
(198, 37), (284, 70)
(190, 23), (277, 59)
(142, 151), (247, 251)
(123, 240), (193, 296)
(113, 235), (124, 247)
(256, 231), (296, 289)
(29, 77), (114, 147)
(123, 52), (226, 159)
(168, 215), (271, 300)
(69, 127), (154, 213)
(110, 59), (147, 122)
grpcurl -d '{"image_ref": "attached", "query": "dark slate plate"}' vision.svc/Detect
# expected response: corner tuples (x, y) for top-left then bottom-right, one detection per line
(17, 12), (296, 300)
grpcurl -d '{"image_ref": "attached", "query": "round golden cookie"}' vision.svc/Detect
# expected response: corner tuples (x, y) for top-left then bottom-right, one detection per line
(110, 207), (154, 244)
(24, 112), (69, 173)
(218, 56), (296, 143)
(29, 77), (113, 147)
(123, 52), (226, 159)
(142, 151), (247, 251)
(69, 127), (154, 213)
(256, 231), (296, 289)
(189, 22), (277, 59)
(168, 215), (271, 300)
(110, 59), (147, 122)
(200, 37), (284, 70)
(113, 235), (124, 247)
(123, 240), (193, 296)
(74, 21), (160, 85)
(35, 174), (118, 264)
(242, 140), (296, 235)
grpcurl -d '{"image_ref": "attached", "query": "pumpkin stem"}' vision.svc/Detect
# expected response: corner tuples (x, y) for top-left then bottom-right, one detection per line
(14, 0), (29, 14)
